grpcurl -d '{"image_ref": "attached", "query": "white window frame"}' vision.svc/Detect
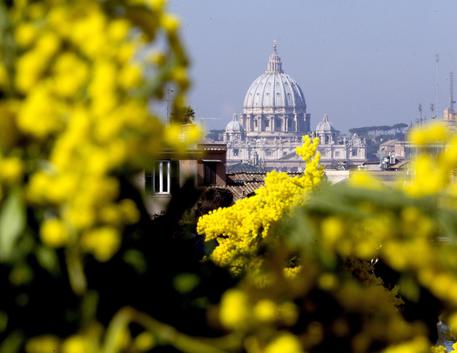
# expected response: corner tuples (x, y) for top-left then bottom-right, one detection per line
(153, 160), (171, 194)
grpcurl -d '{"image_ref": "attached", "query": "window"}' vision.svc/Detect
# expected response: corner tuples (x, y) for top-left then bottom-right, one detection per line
(351, 148), (358, 157)
(145, 160), (179, 194)
(233, 148), (239, 157)
(204, 162), (217, 186)
(335, 151), (340, 157)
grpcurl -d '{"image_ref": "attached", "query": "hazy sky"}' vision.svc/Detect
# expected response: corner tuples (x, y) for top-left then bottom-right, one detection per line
(169, 0), (457, 132)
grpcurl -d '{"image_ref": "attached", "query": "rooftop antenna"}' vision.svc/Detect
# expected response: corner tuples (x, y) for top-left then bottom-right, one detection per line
(418, 104), (423, 125)
(435, 54), (440, 113)
(166, 88), (174, 122)
(450, 71), (455, 113)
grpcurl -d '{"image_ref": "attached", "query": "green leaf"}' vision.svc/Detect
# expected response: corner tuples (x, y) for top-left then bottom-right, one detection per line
(399, 275), (420, 302)
(0, 189), (25, 262)
(9, 263), (32, 286)
(36, 246), (60, 275)
(173, 273), (199, 294)
(0, 311), (7, 333)
(81, 290), (99, 325)
(123, 249), (146, 274)
(0, 331), (23, 353)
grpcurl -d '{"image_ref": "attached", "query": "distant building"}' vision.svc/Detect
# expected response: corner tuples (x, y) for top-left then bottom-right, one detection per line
(442, 106), (457, 132)
(443, 72), (457, 132)
(313, 114), (367, 168)
(221, 42), (367, 171)
(378, 139), (406, 163)
(143, 143), (227, 215)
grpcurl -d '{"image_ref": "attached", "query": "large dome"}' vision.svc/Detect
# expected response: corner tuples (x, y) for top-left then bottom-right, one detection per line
(243, 43), (306, 114)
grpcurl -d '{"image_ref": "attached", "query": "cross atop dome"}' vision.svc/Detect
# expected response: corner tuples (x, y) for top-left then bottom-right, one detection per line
(267, 40), (283, 73)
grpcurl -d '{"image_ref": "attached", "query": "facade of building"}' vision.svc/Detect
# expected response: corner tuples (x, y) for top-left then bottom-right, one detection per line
(222, 43), (367, 171)
(313, 114), (367, 167)
(442, 106), (457, 132)
(143, 143), (227, 215)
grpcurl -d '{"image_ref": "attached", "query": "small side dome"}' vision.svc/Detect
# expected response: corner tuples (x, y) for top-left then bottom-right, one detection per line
(315, 114), (334, 133)
(225, 116), (244, 133)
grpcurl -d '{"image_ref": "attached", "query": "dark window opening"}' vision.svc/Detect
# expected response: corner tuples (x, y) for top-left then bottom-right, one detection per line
(204, 162), (217, 186)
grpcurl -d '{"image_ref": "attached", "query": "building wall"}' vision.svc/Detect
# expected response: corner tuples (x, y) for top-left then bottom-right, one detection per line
(226, 139), (367, 170)
(179, 159), (198, 186)
(144, 144), (228, 216)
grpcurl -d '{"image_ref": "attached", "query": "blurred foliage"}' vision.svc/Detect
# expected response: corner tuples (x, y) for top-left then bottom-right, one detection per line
(199, 121), (457, 353)
(2, 1), (457, 353)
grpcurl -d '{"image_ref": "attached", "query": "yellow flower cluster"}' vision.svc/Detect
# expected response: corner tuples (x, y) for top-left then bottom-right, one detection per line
(197, 136), (324, 272)
(308, 122), (457, 348)
(219, 289), (298, 330)
(431, 346), (447, 353)
(449, 342), (457, 353)
(264, 333), (303, 353)
(399, 122), (457, 197)
(164, 122), (204, 154)
(0, 0), (195, 268)
(26, 329), (134, 353)
(208, 121), (457, 353)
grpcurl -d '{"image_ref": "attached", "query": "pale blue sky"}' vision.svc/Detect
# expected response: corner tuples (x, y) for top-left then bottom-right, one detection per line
(169, 0), (457, 131)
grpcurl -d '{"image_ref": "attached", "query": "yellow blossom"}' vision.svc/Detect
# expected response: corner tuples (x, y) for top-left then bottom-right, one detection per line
(52, 52), (88, 97)
(321, 216), (344, 247)
(36, 32), (60, 57)
(318, 273), (338, 290)
(431, 346), (447, 353)
(40, 219), (70, 247)
(148, 51), (166, 66)
(265, 333), (303, 353)
(198, 137), (323, 271)
(26, 336), (60, 353)
(0, 65), (7, 87)
(219, 289), (250, 329)
(61, 336), (88, 353)
(278, 302), (298, 326)
(160, 14), (180, 32)
(15, 23), (37, 47)
(254, 299), (278, 323)
(349, 170), (383, 190)
(108, 19), (131, 42)
(171, 67), (189, 88)
(0, 157), (24, 184)
(119, 199), (140, 224)
(409, 121), (449, 146)
(135, 332), (156, 351)
(119, 64), (143, 89)
(81, 227), (121, 262)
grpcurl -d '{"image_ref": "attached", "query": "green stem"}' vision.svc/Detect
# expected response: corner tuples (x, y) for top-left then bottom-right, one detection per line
(103, 307), (239, 353)
(65, 247), (87, 296)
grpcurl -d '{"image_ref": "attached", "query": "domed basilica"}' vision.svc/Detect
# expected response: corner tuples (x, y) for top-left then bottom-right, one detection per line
(223, 42), (366, 170)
